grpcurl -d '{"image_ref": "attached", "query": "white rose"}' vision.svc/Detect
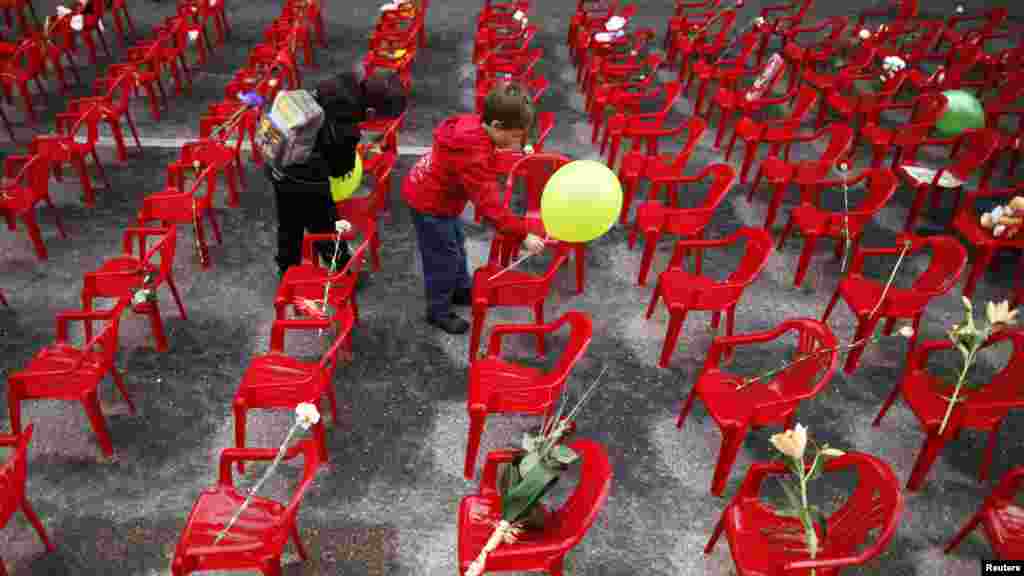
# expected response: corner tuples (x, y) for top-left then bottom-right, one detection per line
(268, 78), (279, 87)
(859, 29), (871, 40)
(770, 423), (808, 461)
(955, 4), (964, 14)
(380, 2), (396, 11)
(97, 18), (104, 31)
(335, 219), (352, 233)
(513, 10), (524, 21)
(522, 144), (534, 154)
(70, 14), (83, 31)
(755, 16), (766, 27)
(188, 30), (199, 42)
(594, 32), (612, 42)
(994, 225), (1006, 237)
(295, 403), (321, 430)
(820, 447), (845, 458)
(56, 5), (71, 17)
(605, 15), (626, 31)
(897, 326), (915, 338)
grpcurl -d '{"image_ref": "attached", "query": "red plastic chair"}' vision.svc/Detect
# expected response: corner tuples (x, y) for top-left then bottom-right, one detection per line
(617, 115), (707, 225)
(678, 317), (838, 494)
(137, 170), (222, 270)
(0, 0), (38, 35)
(232, 309), (355, 471)
(169, 438), (321, 576)
(7, 299), (132, 458)
(177, 0), (231, 50)
(629, 163), (737, 285)
(704, 56), (789, 151)
(706, 452), (903, 571)
(572, 5), (638, 77)
(0, 154), (67, 261)
(109, 56), (167, 122)
(779, 16), (849, 92)
(0, 426), (54, 576)
(463, 311), (593, 479)
(817, 66), (909, 147)
(822, 234), (966, 373)
(586, 55), (663, 149)
(568, 0), (619, 60)
(469, 240), (573, 364)
(265, 17), (315, 69)
(895, 128), (1001, 232)
(36, 17), (83, 95)
(752, 0), (816, 65)
(666, 7), (738, 81)
(875, 329), (1024, 490)
(167, 139), (243, 209)
(364, 20), (422, 92)
(70, 0), (111, 65)
(82, 227), (186, 354)
(335, 150), (398, 271)
(725, 84), (820, 184)
(274, 233), (371, 325)
(283, 0), (325, 49)
(458, 438), (611, 574)
(954, 183), (1024, 299)
(945, 465), (1024, 560)
(487, 154), (584, 292)
(747, 123), (855, 230)
(935, 7), (1010, 54)
(477, 44), (543, 89)
(600, 80), (683, 169)
(778, 168), (899, 287)
(859, 92), (948, 169)
(647, 227), (774, 369)
(0, 39), (47, 125)
(580, 28), (655, 101)
(686, 25), (764, 116)
(853, 0), (919, 35)
(475, 20), (535, 66)
(45, 104), (112, 207)
(65, 72), (143, 164)
(492, 111), (556, 174)
(108, 0), (137, 49)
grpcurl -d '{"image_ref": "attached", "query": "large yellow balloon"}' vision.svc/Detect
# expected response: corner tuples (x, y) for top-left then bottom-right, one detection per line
(329, 150), (363, 202)
(540, 160), (622, 243)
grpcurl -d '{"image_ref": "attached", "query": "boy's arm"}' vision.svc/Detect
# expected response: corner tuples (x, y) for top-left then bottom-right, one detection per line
(462, 150), (529, 237)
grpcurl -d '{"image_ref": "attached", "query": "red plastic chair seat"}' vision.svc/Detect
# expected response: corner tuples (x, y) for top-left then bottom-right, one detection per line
(19, 347), (108, 399)
(278, 264), (358, 311)
(177, 487), (289, 566)
(986, 502), (1024, 559)
(236, 354), (320, 409)
(837, 276), (924, 318)
(758, 156), (794, 182)
(458, 496), (556, 566)
(91, 256), (161, 313)
(634, 201), (706, 236)
(901, 372), (1014, 431)
(723, 500), (831, 576)
(789, 203), (839, 236)
(697, 371), (796, 428)
(468, 357), (544, 408)
(656, 269), (725, 309)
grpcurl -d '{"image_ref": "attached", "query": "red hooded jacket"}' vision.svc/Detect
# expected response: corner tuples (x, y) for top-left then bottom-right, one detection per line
(401, 114), (528, 236)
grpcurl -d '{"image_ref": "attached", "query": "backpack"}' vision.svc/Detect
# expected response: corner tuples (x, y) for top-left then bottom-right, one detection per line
(254, 89), (325, 171)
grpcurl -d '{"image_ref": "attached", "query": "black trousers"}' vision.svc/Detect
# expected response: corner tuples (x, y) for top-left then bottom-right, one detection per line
(272, 176), (349, 275)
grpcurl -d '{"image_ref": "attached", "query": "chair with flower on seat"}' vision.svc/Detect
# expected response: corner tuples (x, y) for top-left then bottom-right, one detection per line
(873, 329), (1024, 491)
(895, 128), (1001, 232)
(0, 425), (54, 576)
(858, 92), (947, 169)
(945, 465), (1024, 560)
(82, 226), (186, 354)
(777, 167), (899, 287)
(170, 438), (321, 576)
(647, 227), (774, 370)
(706, 452), (903, 572)
(599, 79), (682, 170)
(953, 182), (1024, 299)
(822, 234), (967, 374)
(232, 306), (357, 473)
(463, 310), (593, 479)
(585, 54), (663, 151)
(746, 122), (855, 230)
(7, 298), (132, 459)
(685, 24), (764, 117)
(458, 438), (611, 574)
(665, 5), (738, 83)
(750, 0), (816, 66)
(678, 317), (839, 495)
(274, 234), (371, 325)
(779, 16), (849, 93)
(617, 115), (706, 225)
(629, 163), (737, 286)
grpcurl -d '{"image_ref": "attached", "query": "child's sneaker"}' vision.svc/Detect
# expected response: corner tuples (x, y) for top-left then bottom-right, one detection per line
(427, 313), (469, 334)
(452, 288), (472, 307)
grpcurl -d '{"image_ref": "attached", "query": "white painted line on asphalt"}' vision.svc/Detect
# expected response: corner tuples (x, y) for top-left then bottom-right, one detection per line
(89, 135), (432, 156)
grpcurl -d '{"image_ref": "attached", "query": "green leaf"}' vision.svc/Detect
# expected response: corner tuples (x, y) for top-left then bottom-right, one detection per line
(501, 462), (560, 523)
(773, 507), (803, 518)
(806, 453), (824, 482)
(810, 505), (828, 542)
(521, 433), (543, 452)
(517, 451), (542, 477)
(549, 445), (579, 466)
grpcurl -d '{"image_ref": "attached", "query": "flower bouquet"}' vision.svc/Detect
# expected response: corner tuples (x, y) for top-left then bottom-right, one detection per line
(464, 367), (606, 576)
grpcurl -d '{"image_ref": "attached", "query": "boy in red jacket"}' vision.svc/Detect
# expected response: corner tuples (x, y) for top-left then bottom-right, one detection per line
(403, 83), (545, 334)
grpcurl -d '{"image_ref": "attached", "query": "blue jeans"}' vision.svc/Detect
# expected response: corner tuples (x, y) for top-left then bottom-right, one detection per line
(410, 209), (471, 320)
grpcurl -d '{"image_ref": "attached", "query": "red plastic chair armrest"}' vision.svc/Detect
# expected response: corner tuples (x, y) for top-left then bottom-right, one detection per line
(269, 318), (334, 353)
(734, 461), (789, 501)
(183, 542), (266, 557)
(56, 307), (122, 344)
(218, 444), (306, 487)
(485, 315), (573, 357)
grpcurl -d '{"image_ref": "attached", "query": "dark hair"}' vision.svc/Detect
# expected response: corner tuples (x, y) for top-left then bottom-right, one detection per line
(360, 71), (408, 119)
(482, 81), (535, 131)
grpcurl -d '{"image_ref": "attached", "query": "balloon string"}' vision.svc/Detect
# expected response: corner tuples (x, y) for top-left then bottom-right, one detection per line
(487, 236), (549, 281)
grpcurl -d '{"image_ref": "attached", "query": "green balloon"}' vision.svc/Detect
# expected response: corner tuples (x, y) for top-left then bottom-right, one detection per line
(935, 90), (986, 137)
(540, 160), (623, 243)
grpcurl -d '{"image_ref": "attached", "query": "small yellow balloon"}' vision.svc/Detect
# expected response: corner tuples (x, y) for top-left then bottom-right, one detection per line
(330, 150), (363, 202)
(540, 160), (623, 243)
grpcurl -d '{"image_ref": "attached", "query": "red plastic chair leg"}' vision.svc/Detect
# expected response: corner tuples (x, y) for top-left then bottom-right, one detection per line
(980, 422), (1001, 482)
(764, 182), (788, 230)
(659, 308), (688, 369)
(20, 498), (54, 551)
(677, 385), (699, 429)
(469, 306), (487, 362)
(711, 426), (747, 496)
(20, 211), (48, 260)
(907, 431), (947, 491)
(233, 400), (247, 473)
(165, 276), (188, 319)
(944, 511), (984, 553)
(289, 523), (308, 560)
(704, 511), (727, 553)
(904, 185), (929, 232)
(962, 246), (994, 299)
(0, 289), (7, 307)
(81, 391), (115, 457)
(821, 288), (841, 322)
(637, 233), (659, 286)
(794, 235), (818, 287)
(464, 409), (486, 479)
(533, 302), (545, 356)
(873, 382), (902, 426)
(110, 368), (136, 414)
(843, 315), (880, 373)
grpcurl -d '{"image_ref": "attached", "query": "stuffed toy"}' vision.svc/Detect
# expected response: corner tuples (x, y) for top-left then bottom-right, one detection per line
(979, 196), (1024, 238)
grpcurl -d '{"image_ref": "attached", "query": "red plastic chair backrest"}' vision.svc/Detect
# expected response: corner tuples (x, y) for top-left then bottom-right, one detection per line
(815, 452), (903, 561)
(848, 168), (899, 221)
(129, 226), (178, 285)
(990, 465), (1024, 505)
(5, 154), (50, 203)
(727, 227), (775, 286)
(905, 234), (967, 297)
(550, 438), (612, 544)
(705, 9), (739, 53)
(948, 128), (1001, 182)
(0, 425), (33, 526)
(501, 153), (572, 215)
(955, 329), (1024, 412)
(662, 163), (736, 236)
(544, 310), (594, 389)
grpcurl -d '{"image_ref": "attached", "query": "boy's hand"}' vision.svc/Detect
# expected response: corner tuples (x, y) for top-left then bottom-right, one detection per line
(523, 234), (545, 254)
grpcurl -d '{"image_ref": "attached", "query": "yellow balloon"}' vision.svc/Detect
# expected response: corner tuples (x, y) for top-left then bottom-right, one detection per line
(540, 160), (622, 243)
(329, 150), (363, 202)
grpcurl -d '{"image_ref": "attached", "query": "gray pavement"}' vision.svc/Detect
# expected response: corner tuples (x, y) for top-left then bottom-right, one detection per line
(0, 1), (1022, 574)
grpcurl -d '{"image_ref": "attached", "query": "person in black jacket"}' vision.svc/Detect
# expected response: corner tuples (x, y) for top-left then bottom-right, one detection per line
(268, 72), (405, 277)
